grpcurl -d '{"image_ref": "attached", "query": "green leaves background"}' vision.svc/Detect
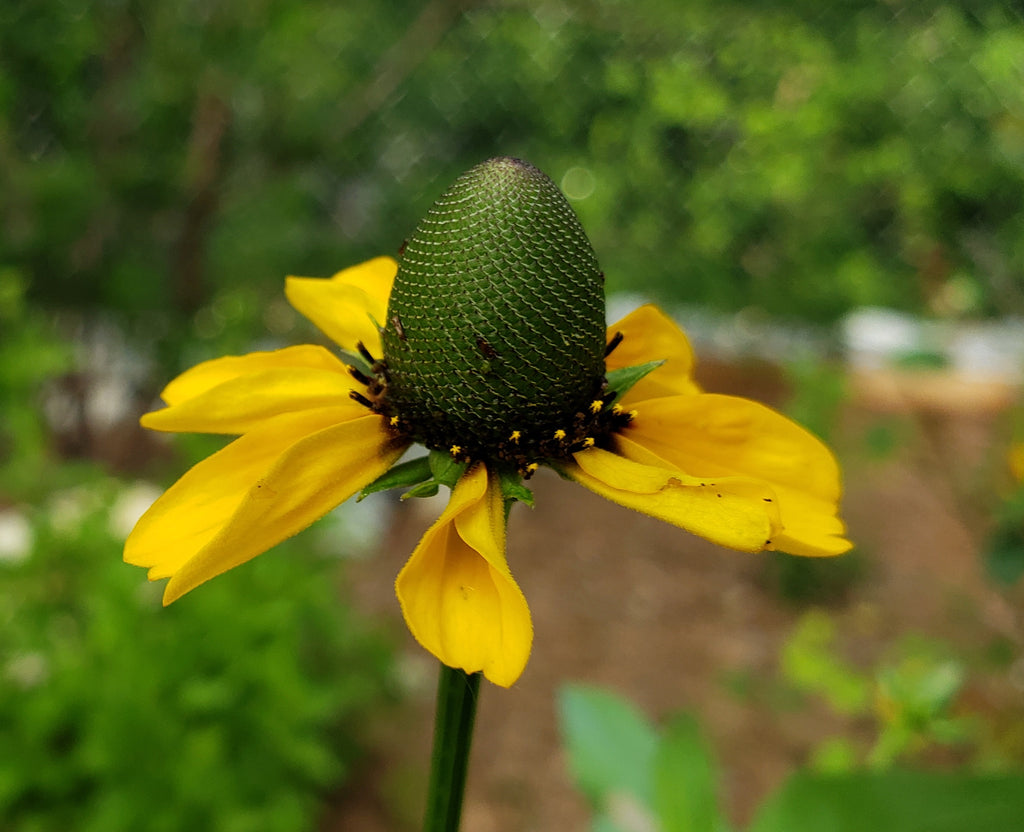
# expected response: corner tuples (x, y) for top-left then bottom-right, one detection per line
(559, 685), (1024, 832)
(5, 0), (1024, 348)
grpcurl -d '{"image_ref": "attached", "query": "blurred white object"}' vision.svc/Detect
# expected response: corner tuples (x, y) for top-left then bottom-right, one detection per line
(948, 320), (1024, 382)
(109, 482), (163, 539)
(5, 651), (49, 689)
(0, 509), (32, 565)
(841, 307), (924, 370)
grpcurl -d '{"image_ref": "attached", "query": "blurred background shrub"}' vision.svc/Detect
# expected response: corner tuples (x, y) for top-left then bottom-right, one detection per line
(0, 473), (394, 832)
(0, 271), (395, 831)
(3, 0), (1024, 364)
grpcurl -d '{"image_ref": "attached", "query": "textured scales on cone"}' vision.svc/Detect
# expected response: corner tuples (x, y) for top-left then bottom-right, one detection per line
(379, 157), (609, 469)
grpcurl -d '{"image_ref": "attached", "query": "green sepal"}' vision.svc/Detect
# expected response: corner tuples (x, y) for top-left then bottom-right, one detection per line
(498, 468), (535, 508)
(606, 360), (664, 402)
(429, 450), (468, 489)
(361, 451), (467, 503)
(358, 455), (432, 500)
(402, 480), (441, 500)
(339, 349), (373, 377)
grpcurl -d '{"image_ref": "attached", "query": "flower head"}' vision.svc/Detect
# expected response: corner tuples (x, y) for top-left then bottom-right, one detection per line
(126, 157), (851, 687)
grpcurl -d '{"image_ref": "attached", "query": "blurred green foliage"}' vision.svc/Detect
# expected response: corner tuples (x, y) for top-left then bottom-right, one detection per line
(780, 610), (979, 770)
(3, 0), (1024, 352)
(559, 683), (1024, 832)
(0, 239), (395, 831)
(0, 478), (394, 832)
(0, 269), (75, 495)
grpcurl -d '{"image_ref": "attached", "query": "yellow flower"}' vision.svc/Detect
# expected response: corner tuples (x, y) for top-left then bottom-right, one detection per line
(126, 256), (850, 688)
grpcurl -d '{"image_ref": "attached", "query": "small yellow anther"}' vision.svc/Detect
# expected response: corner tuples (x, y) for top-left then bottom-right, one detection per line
(611, 403), (624, 414)
(526, 462), (539, 473)
(628, 409), (638, 420)
(582, 436), (595, 448)
(509, 430), (521, 442)
(553, 429), (567, 441)
(449, 445), (462, 456)
(389, 415), (400, 427)
(589, 400), (603, 414)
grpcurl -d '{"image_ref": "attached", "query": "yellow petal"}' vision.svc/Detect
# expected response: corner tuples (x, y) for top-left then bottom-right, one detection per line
(125, 407), (407, 603)
(285, 256), (397, 356)
(160, 345), (346, 406)
(623, 394), (851, 556)
(568, 444), (777, 552)
(143, 366), (365, 435)
(395, 463), (532, 687)
(126, 407), (350, 577)
(606, 304), (700, 402)
(767, 494), (851, 557)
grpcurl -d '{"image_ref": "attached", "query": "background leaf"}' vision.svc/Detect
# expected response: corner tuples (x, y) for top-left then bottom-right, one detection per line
(654, 713), (729, 832)
(748, 771), (1024, 832)
(558, 685), (659, 810)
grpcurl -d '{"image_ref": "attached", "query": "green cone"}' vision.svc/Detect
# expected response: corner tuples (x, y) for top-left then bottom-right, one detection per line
(381, 157), (606, 460)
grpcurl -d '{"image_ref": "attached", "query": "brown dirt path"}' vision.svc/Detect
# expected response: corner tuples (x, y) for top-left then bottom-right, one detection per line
(324, 365), (1024, 831)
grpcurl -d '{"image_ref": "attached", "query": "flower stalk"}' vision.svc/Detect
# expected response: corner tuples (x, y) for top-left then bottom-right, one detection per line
(424, 664), (482, 832)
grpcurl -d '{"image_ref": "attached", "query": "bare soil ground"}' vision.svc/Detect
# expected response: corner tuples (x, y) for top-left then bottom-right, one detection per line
(323, 361), (1024, 831)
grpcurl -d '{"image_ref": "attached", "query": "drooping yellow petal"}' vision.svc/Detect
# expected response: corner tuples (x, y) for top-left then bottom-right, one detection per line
(126, 407), (408, 604)
(126, 406), (352, 578)
(163, 414), (406, 604)
(143, 366), (365, 435)
(623, 394), (851, 556)
(285, 256), (397, 356)
(160, 344), (347, 407)
(606, 304), (700, 402)
(567, 445), (778, 552)
(395, 463), (532, 688)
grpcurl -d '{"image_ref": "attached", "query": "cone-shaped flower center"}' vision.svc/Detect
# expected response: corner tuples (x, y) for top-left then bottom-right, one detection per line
(379, 157), (610, 467)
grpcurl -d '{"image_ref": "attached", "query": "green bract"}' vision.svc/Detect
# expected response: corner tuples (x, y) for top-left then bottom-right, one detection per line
(381, 157), (607, 461)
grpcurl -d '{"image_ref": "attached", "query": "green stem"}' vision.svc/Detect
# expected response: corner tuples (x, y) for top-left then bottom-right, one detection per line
(424, 664), (481, 832)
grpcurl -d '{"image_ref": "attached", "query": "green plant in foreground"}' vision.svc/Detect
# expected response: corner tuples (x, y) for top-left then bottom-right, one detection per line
(559, 685), (1024, 832)
(781, 611), (976, 770)
(0, 479), (392, 832)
